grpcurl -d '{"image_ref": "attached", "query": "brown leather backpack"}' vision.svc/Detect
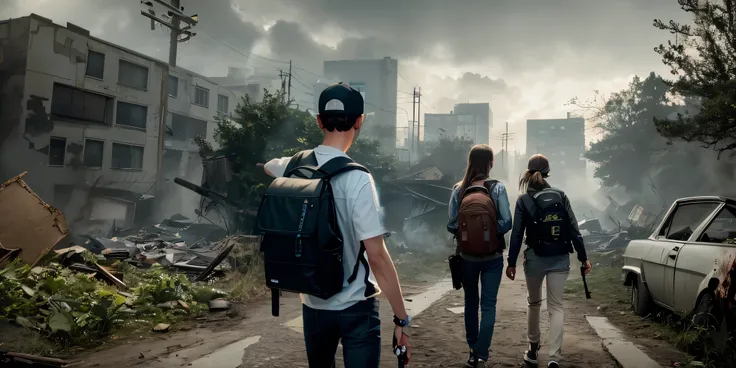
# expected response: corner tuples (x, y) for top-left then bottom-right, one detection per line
(456, 180), (501, 255)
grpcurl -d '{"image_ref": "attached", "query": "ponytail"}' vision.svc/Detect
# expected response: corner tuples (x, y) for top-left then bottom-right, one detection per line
(518, 170), (545, 191)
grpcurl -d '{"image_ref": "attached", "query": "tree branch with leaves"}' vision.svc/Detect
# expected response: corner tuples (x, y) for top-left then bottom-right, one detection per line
(653, 0), (736, 158)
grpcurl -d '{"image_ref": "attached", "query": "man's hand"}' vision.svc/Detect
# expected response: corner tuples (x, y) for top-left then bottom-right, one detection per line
(394, 326), (411, 364)
(506, 266), (516, 280)
(257, 162), (275, 177)
(582, 260), (592, 275)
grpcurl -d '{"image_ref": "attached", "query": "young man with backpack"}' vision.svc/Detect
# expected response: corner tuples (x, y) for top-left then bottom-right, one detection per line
(259, 83), (411, 367)
(447, 144), (512, 367)
(505, 154), (592, 368)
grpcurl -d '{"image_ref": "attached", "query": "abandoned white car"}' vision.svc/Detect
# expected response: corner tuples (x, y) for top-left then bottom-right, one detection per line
(621, 196), (736, 337)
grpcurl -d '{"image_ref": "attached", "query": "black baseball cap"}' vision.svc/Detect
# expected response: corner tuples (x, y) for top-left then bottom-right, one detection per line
(318, 82), (364, 116)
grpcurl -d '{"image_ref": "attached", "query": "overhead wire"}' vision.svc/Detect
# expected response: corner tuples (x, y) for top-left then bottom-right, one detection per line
(197, 30), (427, 117)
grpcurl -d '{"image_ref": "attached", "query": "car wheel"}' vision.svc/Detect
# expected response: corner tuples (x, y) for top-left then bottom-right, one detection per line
(691, 292), (728, 351)
(631, 277), (651, 317)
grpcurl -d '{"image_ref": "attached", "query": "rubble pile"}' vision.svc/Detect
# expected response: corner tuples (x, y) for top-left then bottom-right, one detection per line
(578, 218), (651, 253)
(73, 215), (248, 282)
(0, 257), (232, 363)
(0, 173), (263, 364)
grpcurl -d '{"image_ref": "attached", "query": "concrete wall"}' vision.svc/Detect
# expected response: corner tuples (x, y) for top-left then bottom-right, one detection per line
(160, 67), (244, 219)
(526, 117), (586, 188)
(0, 17), (30, 177)
(454, 103), (491, 146)
(0, 15), (165, 211)
(323, 58), (398, 155)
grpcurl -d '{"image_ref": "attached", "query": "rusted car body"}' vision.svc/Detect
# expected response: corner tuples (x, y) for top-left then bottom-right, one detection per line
(621, 196), (736, 336)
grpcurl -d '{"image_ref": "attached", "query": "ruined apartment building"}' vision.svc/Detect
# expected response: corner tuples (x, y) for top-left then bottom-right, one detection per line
(0, 14), (241, 227)
(323, 57), (399, 155)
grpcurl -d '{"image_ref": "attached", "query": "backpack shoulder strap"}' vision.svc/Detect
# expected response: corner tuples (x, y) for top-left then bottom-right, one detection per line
(484, 179), (499, 198)
(319, 156), (370, 178)
(521, 193), (537, 217)
(284, 150), (317, 178)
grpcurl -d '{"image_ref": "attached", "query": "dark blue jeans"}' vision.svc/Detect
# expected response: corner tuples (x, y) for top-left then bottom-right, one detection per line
(462, 256), (504, 360)
(303, 298), (381, 368)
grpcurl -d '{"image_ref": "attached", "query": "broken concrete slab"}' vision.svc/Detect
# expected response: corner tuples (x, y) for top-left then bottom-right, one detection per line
(208, 298), (231, 311)
(0, 172), (68, 266)
(188, 336), (261, 368)
(586, 315), (662, 368)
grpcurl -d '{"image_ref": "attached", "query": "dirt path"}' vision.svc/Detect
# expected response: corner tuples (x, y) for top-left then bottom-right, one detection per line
(76, 268), (620, 368)
(408, 271), (618, 368)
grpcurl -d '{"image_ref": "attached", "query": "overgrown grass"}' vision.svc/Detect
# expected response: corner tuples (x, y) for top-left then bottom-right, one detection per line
(564, 249), (628, 301)
(564, 249), (736, 367)
(393, 249), (451, 284)
(216, 251), (266, 302)
(0, 238), (268, 356)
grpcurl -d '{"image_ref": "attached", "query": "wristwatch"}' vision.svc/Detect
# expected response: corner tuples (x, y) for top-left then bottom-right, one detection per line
(393, 314), (412, 327)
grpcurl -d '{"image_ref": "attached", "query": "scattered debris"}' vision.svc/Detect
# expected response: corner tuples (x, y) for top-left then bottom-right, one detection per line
(153, 323), (171, 332)
(0, 350), (78, 367)
(208, 299), (231, 311)
(0, 172), (68, 266)
(0, 173), (265, 362)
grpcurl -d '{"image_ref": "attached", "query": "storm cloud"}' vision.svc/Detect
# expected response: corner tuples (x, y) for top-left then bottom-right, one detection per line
(4, 0), (692, 151)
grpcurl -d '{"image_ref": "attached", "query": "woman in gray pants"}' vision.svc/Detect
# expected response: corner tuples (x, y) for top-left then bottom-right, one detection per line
(505, 154), (592, 368)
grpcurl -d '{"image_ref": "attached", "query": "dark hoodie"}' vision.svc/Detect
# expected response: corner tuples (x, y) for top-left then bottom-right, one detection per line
(507, 181), (588, 267)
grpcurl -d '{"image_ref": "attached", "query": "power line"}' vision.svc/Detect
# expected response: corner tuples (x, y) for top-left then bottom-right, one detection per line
(185, 29), (427, 122)
(199, 31), (289, 67)
(291, 75), (314, 91)
(398, 70), (415, 88)
(420, 100), (436, 111)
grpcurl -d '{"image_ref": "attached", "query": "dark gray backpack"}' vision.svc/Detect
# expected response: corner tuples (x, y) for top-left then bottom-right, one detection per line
(256, 150), (371, 316)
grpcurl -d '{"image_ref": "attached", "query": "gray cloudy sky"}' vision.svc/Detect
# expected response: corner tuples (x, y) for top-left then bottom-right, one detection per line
(5, 0), (690, 152)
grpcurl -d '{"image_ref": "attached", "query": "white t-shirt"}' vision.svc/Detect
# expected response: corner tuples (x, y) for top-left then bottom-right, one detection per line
(264, 145), (386, 311)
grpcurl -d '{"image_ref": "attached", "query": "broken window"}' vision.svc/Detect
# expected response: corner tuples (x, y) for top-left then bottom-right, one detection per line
(661, 203), (720, 241)
(49, 137), (66, 166)
(217, 94), (228, 116)
(111, 143), (144, 170)
(118, 59), (149, 90)
(83, 139), (104, 168)
(168, 75), (179, 97)
(698, 206), (736, 243)
(116, 102), (148, 130)
(171, 113), (207, 141)
(85, 50), (105, 79)
(193, 86), (209, 107)
(50, 83), (114, 124)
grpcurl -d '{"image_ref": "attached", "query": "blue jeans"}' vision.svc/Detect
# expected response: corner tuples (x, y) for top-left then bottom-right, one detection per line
(462, 256), (504, 360)
(303, 298), (381, 368)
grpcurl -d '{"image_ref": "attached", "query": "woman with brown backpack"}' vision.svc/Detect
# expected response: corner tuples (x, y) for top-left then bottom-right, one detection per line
(447, 144), (512, 367)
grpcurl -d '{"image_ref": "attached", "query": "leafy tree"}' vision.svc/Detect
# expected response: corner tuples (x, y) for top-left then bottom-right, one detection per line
(198, 90), (396, 210)
(653, 0), (736, 157)
(580, 73), (677, 189)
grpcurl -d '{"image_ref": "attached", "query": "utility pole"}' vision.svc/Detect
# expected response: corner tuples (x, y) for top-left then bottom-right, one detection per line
(139, 0), (198, 194)
(140, 0), (198, 67)
(499, 122), (515, 178)
(287, 60), (293, 105)
(504, 122), (509, 170)
(417, 87), (421, 155)
(411, 87), (416, 157)
(279, 69), (287, 104)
